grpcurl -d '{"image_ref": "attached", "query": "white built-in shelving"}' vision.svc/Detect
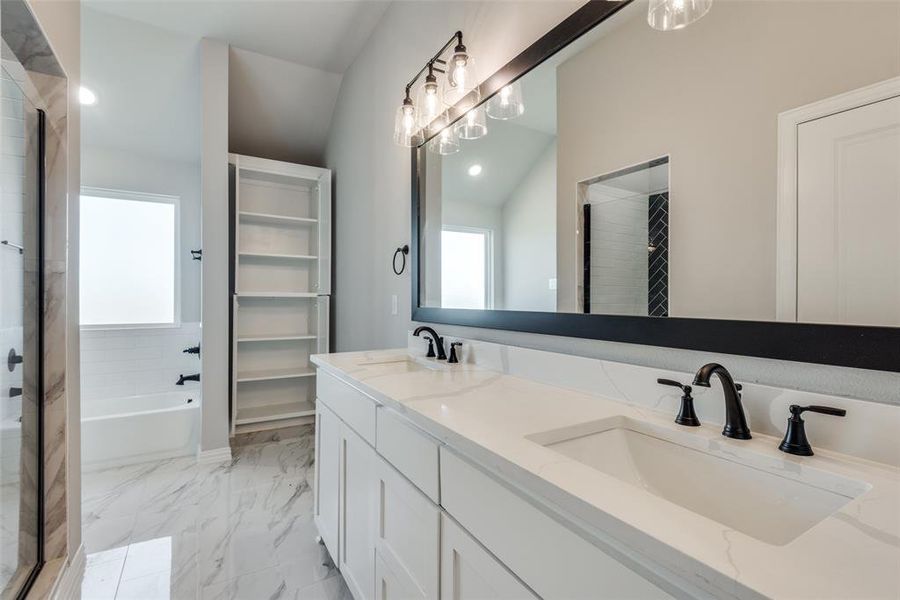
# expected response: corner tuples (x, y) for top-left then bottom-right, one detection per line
(229, 153), (331, 435)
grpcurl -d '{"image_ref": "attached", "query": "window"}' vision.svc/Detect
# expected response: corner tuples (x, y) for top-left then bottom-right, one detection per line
(441, 227), (492, 310)
(80, 188), (179, 328)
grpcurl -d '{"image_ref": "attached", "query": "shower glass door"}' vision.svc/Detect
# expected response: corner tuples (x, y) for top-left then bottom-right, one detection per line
(0, 63), (44, 598)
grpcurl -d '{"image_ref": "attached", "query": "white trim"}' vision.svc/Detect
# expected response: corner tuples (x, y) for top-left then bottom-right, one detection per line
(79, 186), (183, 329)
(50, 544), (85, 600)
(196, 446), (233, 464)
(776, 76), (900, 321)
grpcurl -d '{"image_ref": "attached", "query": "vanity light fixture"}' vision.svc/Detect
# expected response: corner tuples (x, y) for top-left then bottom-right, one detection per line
(455, 105), (488, 140)
(486, 81), (525, 120)
(428, 115), (460, 155)
(468, 164), (483, 177)
(393, 31), (486, 153)
(416, 65), (444, 129)
(647, 0), (712, 31)
(393, 93), (423, 147)
(79, 86), (97, 106)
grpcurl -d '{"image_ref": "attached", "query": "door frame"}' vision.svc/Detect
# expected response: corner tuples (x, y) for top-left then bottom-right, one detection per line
(776, 76), (900, 321)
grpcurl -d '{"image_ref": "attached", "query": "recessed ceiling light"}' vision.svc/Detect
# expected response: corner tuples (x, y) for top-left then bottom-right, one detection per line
(468, 164), (482, 177)
(79, 86), (97, 106)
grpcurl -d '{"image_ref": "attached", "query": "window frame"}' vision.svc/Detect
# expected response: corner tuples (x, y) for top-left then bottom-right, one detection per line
(440, 225), (494, 310)
(79, 186), (182, 330)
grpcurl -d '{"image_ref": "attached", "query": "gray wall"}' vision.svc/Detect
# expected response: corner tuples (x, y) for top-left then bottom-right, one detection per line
(324, 0), (900, 406)
(502, 141), (556, 312)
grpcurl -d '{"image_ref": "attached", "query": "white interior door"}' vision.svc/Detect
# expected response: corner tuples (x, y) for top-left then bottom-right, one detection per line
(796, 94), (900, 326)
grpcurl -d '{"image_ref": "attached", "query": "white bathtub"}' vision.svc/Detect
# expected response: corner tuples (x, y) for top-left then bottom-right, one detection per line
(82, 391), (200, 468)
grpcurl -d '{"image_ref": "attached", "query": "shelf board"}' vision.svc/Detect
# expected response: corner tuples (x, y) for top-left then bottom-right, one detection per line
(236, 368), (316, 383)
(239, 211), (317, 226)
(234, 400), (316, 425)
(239, 252), (318, 260)
(237, 334), (317, 343)
(236, 291), (318, 298)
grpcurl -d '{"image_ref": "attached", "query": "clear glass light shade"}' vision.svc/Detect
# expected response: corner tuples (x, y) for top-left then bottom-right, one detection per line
(428, 119), (460, 155)
(393, 102), (424, 147)
(455, 105), (488, 140)
(647, 0), (712, 31)
(486, 81), (525, 120)
(416, 78), (445, 129)
(445, 52), (479, 106)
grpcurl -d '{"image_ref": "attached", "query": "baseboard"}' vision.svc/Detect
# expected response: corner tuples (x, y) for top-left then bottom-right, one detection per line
(196, 446), (232, 464)
(82, 446), (195, 472)
(50, 544), (85, 600)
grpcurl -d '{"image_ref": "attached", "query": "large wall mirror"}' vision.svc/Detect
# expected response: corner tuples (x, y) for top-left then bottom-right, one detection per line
(412, 0), (900, 371)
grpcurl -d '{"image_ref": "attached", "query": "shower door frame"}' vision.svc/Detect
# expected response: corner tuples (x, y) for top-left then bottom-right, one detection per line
(14, 107), (46, 600)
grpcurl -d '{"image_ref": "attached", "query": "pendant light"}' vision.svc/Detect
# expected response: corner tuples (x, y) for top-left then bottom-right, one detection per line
(445, 38), (478, 106)
(416, 65), (444, 129)
(455, 105), (488, 140)
(393, 94), (424, 147)
(648, 0), (712, 31)
(428, 116), (460, 155)
(486, 81), (525, 120)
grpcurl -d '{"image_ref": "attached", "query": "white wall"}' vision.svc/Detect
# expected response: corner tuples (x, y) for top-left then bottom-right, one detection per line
(324, 0), (582, 352)
(200, 38), (230, 454)
(501, 141), (556, 312)
(229, 47), (342, 166)
(325, 0), (900, 406)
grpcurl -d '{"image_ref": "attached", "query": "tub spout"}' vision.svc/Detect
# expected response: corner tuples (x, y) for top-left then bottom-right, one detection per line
(176, 373), (200, 385)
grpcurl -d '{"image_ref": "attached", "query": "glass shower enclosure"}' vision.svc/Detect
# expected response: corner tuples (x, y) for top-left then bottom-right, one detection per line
(0, 61), (45, 598)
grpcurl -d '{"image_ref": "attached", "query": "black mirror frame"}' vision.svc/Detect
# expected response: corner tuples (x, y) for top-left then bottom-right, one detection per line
(411, 0), (900, 373)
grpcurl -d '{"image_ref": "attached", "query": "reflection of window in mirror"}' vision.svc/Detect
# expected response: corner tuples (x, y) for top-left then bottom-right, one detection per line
(577, 158), (669, 317)
(441, 227), (493, 310)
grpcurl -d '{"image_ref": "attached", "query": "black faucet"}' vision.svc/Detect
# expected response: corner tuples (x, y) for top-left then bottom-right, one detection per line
(413, 326), (447, 360)
(692, 363), (751, 440)
(183, 344), (200, 356)
(176, 373), (200, 385)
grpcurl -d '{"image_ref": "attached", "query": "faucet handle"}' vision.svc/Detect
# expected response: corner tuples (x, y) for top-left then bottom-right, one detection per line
(778, 404), (846, 456)
(657, 378), (700, 427)
(424, 337), (436, 358)
(448, 342), (462, 364)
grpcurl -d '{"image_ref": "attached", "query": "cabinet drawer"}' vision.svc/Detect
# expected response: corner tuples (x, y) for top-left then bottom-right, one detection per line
(317, 369), (377, 445)
(375, 456), (440, 600)
(440, 448), (673, 600)
(376, 408), (440, 502)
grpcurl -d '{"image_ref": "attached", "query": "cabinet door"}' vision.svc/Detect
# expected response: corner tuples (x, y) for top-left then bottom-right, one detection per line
(441, 513), (537, 600)
(314, 403), (340, 559)
(375, 456), (439, 600)
(341, 423), (376, 600)
(375, 552), (423, 600)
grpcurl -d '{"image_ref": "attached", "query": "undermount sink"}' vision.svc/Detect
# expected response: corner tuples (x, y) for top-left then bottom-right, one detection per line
(527, 416), (869, 545)
(356, 353), (447, 371)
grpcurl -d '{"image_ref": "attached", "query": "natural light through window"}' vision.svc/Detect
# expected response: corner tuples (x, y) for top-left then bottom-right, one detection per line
(441, 228), (489, 310)
(80, 191), (178, 327)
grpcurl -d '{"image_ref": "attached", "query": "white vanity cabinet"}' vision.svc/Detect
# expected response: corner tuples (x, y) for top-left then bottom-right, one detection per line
(314, 369), (675, 600)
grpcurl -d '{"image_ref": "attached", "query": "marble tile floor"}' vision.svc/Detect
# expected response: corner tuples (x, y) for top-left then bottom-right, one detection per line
(78, 436), (351, 600)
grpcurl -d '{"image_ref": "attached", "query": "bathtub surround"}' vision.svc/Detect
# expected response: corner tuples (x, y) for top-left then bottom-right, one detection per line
(78, 434), (351, 599)
(80, 322), (202, 402)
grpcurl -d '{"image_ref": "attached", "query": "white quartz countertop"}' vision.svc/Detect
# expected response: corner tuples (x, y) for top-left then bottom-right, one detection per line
(311, 349), (900, 600)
